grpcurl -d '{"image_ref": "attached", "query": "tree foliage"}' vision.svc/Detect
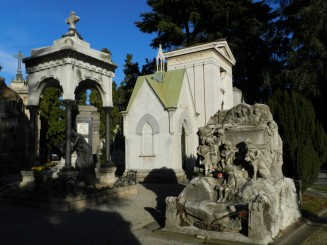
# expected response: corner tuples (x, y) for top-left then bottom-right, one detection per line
(90, 83), (120, 136)
(90, 81), (121, 163)
(268, 89), (327, 189)
(274, 0), (327, 92)
(131, 0), (327, 181)
(141, 58), (156, 75)
(271, 0), (327, 129)
(86, 48), (120, 141)
(78, 91), (87, 105)
(39, 87), (65, 150)
(118, 54), (141, 110)
(136, 0), (277, 103)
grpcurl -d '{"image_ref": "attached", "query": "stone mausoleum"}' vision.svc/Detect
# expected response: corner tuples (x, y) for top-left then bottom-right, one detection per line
(123, 41), (242, 182)
(22, 11), (117, 181)
(0, 12), (137, 211)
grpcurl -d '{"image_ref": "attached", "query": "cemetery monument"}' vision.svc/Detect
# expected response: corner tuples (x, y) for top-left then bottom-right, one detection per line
(0, 12), (137, 210)
(164, 103), (301, 244)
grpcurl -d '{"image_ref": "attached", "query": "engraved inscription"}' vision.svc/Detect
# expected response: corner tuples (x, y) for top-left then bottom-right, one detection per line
(176, 53), (204, 62)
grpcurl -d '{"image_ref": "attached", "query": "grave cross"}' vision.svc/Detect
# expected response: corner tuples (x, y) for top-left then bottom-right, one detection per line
(66, 11), (80, 30)
(13, 51), (25, 76)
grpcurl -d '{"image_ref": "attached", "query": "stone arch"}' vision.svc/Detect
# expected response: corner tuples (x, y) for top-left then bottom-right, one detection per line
(74, 79), (106, 104)
(136, 114), (159, 134)
(22, 18), (117, 171)
(178, 111), (193, 135)
(31, 76), (63, 105)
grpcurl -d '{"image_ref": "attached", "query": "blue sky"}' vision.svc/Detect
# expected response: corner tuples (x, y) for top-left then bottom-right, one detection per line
(0, 0), (157, 86)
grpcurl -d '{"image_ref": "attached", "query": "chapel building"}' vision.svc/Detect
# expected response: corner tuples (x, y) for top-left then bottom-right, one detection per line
(123, 41), (242, 182)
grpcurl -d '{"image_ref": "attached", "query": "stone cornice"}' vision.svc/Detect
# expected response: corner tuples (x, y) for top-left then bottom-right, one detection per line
(61, 99), (76, 108)
(23, 48), (117, 73)
(165, 41), (236, 66)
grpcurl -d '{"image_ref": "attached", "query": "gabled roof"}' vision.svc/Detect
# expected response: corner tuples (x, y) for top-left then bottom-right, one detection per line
(126, 69), (186, 111)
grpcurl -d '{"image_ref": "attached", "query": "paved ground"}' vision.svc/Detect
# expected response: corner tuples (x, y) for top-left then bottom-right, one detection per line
(0, 183), (185, 245)
(0, 182), (326, 245)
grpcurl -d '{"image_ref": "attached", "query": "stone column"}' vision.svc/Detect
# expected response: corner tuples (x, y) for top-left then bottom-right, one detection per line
(27, 105), (39, 165)
(61, 99), (76, 171)
(103, 106), (115, 167)
(99, 106), (116, 184)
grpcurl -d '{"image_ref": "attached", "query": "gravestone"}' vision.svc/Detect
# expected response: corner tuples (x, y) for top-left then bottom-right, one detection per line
(76, 105), (100, 154)
(164, 103), (301, 245)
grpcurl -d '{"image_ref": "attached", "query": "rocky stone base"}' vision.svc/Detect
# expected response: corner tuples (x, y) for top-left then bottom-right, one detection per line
(163, 226), (271, 245)
(164, 176), (301, 245)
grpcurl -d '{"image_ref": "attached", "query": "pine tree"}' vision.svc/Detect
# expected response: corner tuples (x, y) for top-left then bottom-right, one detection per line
(141, 58), (156, 75)
(118, 54), (141, 110)
(272, 0), (327, 129)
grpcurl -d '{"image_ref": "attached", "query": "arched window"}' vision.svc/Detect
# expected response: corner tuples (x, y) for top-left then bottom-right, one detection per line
(141, 123), (153, 156)
(136, 114), (159, 156)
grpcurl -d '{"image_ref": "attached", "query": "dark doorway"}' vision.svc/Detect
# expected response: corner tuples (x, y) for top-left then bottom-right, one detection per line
(181, 126), (186, 170)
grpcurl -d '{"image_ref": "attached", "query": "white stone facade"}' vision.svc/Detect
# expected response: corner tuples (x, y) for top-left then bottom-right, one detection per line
(165, 41), (237, 127)
(123, 70), (198, 181)
(24, 36), (116, 107)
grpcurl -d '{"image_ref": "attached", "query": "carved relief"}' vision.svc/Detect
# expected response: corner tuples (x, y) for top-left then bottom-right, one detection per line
(164, 103), (300, 244)
(197, 104), (281, 180)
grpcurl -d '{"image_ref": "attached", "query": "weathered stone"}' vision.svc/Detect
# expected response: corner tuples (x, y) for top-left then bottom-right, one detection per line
(239, 177), (301, 240)
(164, 103), (301, 245)
(180, 177), (219, 202)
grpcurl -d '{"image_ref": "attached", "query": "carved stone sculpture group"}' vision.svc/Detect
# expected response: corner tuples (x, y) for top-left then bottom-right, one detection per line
(165, 103), (301, 244)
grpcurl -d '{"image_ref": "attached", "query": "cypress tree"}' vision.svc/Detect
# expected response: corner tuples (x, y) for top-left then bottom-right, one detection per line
(268, 89), (327, 189)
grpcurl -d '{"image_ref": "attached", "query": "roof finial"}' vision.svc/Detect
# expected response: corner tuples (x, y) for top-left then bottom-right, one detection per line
(62, 11), (83, 39)
(156, 44), (165, 72)
(66, 11), (80, 30)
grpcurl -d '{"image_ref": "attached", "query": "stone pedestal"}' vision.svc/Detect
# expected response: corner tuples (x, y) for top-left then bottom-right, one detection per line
(76, 105), (100, 154)
(20, 170), (34, 187)
(165, 197), (183, 229)
(98, 166), (117, 184)
(57, 169), (79, 179)
(248, 206), (267, 241)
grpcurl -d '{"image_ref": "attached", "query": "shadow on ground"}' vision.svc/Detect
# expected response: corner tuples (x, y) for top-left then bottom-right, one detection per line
(0, 203), (141, 245)
(142, 168), (186, 227)
(302, 209), (327, 225)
